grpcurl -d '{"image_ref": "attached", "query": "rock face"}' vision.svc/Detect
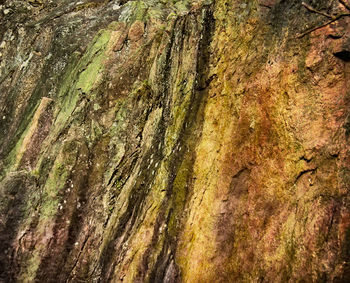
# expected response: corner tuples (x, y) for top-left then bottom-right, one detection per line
(0, 0), (350, 282)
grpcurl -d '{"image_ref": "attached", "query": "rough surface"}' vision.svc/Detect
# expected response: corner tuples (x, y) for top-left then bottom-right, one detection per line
(0, 0), (349, 282)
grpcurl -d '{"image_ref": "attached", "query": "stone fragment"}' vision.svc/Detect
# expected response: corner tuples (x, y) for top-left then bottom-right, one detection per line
(128, 20), (145, 42)
(112, 30), (127, 52)
(112, 4), (120, 10)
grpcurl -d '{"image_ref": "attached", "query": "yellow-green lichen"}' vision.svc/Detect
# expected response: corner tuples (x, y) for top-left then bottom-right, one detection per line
(52, 29), (112, 140)
(40, 140), (78, 219)
(2, 97), (52, 174)
(168, 154), (192, 237)
(19, 251), (41, 283)
(119, 1), (149, 23)
(75, 30), (111, 94)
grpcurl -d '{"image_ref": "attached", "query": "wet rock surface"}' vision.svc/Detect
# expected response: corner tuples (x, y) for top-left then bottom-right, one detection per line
(0, 0), (350, 282)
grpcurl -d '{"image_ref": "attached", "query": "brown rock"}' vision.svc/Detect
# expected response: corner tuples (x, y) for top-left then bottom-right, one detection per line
(128, 20), (145, 42)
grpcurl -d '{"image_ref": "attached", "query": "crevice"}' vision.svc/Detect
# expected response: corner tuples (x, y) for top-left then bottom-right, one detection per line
(334, 50), (350, 62)
(259, 3), (272, 9)
(295, 167), (317, 183)
(324, 204), (337, 243)
(66, 231), (92, 282)
(300, 155), (312, 163)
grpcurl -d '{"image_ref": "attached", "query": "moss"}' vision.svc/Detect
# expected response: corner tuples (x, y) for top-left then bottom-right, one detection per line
(164, 79), (194, 154)
(90, 120), (103, 145)
(168, 154), (192, 237)
(119, 0), (193, 23)
(107, 21), (122, 30)
(3, 123), (32, 174)
(39, 140), (78, 219)
(19, 251), (41, 283)
(119, 1), (149, 23)
(16, 139), (82, 281)
(174, 1), (189, 14)
(75, 30), (111, 94)
(52, 29), (112, 139)
(2, 97), (45, 175)
(75, 29), (111, 95)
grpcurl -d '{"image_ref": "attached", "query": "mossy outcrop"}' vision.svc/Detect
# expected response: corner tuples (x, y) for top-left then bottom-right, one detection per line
(0, 0), (349, 282)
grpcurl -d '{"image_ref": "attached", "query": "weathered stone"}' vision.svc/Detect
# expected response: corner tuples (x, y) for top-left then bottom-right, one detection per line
(128, 20), (144, 42)
(0, 0), (349, 282)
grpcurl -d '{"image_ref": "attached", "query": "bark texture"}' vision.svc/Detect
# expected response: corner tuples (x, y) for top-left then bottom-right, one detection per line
(0, 0), (350, 282)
